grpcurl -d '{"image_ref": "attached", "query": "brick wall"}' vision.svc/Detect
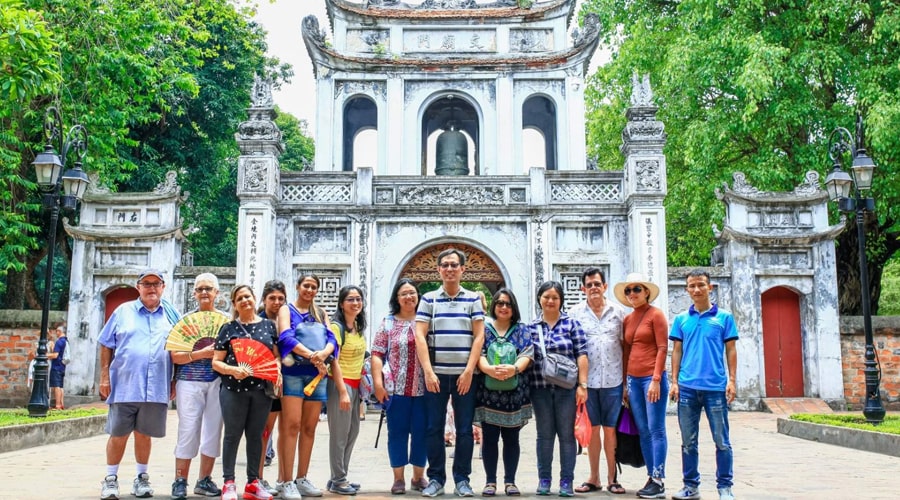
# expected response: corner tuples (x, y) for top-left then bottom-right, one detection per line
(840, 316), (900, 410)
(0, 310), (67, 407)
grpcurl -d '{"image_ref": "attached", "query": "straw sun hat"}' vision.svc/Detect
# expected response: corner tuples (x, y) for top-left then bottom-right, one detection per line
(613, 272), (660, 306)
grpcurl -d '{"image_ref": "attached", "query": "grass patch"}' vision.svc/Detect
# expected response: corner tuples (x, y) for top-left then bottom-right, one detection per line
(0, 407), (107, 428)
(790, 413), (900, 435)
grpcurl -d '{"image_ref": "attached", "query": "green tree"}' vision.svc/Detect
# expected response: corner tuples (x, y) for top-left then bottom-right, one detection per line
(0, 0), (290, 306)
(581, 0), (900, 314)
(276, 108), (316, 172)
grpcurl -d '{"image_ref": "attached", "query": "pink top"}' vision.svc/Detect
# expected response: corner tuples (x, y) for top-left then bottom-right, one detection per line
(371, 316), (425, 397)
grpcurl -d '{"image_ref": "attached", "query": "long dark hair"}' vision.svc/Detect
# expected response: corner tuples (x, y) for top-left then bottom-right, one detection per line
(333, 285), (367, 334)
(257, 279), (287, 318)
(389, 278), (419, 315)
(296, 272), (323, 323)
(490, 287), (521, 324)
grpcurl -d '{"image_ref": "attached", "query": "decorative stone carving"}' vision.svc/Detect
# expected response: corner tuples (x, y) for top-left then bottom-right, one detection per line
(630, 72), (654, 107)
(549, 182), (621, 202)
(397, 185), (505, 205)
(237, 108), (282, 143)
(401, 242), (504, 283)
(635, 160), (660, 191)
(511, 29), (549, 52)
(793, 171), (822, 195)
(87, 172), (111, 194)
(586, 156), (599, 171)
(419, 0), (477, 9)
(251, 74), (274, 107)
(644, 216), (655, 278)
(572, 13), (600, 48)
(336, 80), (387, 101)
(154, 171), (179, 195)
(730, 172), (759, 195)
(302, 15), (328, 48)
(243, 160), (268, 192)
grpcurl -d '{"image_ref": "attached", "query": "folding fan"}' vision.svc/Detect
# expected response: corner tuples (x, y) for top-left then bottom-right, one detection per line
(230, 338), (280, 382)
(165, 311), (229, 352)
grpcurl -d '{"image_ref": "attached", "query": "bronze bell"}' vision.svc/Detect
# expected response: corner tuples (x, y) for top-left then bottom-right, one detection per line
(435, 126), (469, 176)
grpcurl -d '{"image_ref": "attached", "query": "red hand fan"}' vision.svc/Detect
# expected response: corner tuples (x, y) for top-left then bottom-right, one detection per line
(166, 311), (229, 352)
(230, 338), (279, 382)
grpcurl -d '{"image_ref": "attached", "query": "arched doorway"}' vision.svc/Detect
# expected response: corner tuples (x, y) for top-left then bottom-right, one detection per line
(400, 242), (505, 295)
(761, 286), (804, 397)
(105, 286), (139, 322)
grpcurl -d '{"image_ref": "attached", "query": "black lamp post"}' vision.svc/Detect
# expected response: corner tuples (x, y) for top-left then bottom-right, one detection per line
(823, 115), (885, 425)
(27, 107), (90, 418)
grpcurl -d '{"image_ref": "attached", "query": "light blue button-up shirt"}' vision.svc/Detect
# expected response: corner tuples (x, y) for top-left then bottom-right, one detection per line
(98, 300), (176, 404)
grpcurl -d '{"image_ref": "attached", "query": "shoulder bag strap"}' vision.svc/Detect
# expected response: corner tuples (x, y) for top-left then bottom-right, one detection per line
(536, 322), (548, 358)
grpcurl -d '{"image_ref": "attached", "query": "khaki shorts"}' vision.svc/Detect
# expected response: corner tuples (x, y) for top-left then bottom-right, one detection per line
(106, 402), (168, 438)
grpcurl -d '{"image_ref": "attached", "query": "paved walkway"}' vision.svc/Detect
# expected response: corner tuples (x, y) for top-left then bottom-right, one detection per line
(0, 409), (897, 500)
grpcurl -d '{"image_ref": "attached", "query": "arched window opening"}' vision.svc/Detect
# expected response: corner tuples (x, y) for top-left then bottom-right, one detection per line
(352, 128), (378, 171)
(523, 95), (557, 170)
(343, 96), (377, 172)
(522, 128), (547, 172)
(421, 95), (479, 175)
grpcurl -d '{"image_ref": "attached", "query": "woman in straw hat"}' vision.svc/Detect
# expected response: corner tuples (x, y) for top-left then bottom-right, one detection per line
(614, 273), (669, 499)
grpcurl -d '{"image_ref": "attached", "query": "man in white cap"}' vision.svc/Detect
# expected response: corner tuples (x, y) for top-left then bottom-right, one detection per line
(98, 269), (180, 500)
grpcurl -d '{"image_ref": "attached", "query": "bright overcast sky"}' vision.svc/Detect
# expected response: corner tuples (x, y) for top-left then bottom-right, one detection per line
(253, 1), (596, 130)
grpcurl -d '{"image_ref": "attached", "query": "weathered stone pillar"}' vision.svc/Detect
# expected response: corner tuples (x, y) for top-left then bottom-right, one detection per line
(621, 73), (669, 312)
(236, 76), (284, 296)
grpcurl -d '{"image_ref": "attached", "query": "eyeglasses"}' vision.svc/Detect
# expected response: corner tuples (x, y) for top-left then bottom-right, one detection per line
(584, 282), (605, 289)
(494, 301), (512, 308)
(344, 297), (363, 303)
(138, 282), (164, 289)
(194, 286), (215, 293)
(439, 262), (461, 269)
(624, 286), (644, 295)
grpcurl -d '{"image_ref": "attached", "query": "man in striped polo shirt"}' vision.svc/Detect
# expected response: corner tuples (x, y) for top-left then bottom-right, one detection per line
(415, 248), (485, 498)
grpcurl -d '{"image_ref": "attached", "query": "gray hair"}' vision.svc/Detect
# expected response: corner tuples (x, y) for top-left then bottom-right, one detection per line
(194, 273), (220, 290)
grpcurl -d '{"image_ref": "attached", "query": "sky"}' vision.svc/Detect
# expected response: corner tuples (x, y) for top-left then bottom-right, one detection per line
(252, 1), (597, 131)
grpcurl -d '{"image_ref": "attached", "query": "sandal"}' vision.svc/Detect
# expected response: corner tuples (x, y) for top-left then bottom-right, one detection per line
(504, 484), (520, 496)
(607, 476), (625, 495)
(482, 483), (497, 496)
(574, 482), (601, 493)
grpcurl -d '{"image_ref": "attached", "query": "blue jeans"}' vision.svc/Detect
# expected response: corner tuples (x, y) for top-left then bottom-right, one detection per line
(425, 373), (476, 485)
(677, 386), (733, 489)
(627, 373), (669, 480)
(530, 386), (577, 482)
(386, 395), (427, 468)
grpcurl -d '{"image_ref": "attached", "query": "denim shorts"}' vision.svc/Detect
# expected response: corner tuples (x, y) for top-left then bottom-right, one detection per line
(282, 373), (327, 402)
(49, 370), (65, 388)
(586, 384), (623, 427)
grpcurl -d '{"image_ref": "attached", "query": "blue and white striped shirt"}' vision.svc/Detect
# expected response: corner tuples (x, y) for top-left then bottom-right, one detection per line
(416, 286), (485, 375)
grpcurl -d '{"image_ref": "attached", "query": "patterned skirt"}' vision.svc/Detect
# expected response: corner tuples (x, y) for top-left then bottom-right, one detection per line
(473, 374), (532, 428)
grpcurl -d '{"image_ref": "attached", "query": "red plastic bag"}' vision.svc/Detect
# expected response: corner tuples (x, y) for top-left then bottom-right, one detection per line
(575, 403), (592, 448)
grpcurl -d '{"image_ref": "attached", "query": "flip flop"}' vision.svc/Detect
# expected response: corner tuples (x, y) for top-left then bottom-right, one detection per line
(504, 484), (520, 496)
(574, 482), (601, 493)
(607, 483), (626, 495)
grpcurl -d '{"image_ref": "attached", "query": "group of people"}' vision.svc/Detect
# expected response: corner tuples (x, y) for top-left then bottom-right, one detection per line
(94, 248), (738, 500)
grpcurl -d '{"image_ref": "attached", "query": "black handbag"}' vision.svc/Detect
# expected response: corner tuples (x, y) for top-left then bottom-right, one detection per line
(537, 325), (577, 389)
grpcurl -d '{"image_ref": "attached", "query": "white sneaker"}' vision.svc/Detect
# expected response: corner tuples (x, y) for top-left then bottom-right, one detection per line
(100, 475), (119, 500)
(296, 477), (323, 497)
(132, 473), (153, 498)
(280, 481), (302, 500)
(259, 478), (278, 496)
(222, 481), (239, 500)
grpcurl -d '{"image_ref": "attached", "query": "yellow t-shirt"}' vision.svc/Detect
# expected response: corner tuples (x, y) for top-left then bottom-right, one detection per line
(330, 322), (367, 381)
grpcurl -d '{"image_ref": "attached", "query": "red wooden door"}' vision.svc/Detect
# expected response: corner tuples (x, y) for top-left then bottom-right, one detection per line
(761, 287), (804, 397)
(105, 287), (139, 322)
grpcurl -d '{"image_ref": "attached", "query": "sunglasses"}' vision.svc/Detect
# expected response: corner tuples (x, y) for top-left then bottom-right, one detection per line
(494, 300), (512, 308)
(439, 262), (461, 269)
(624, 286), (645, 295)
(584, 282), (605, 289)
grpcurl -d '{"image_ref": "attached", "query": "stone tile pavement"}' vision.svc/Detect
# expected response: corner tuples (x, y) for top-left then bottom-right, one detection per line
(0, 409), (897, 500)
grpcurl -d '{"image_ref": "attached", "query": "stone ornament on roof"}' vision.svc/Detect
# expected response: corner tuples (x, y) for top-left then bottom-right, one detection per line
(87, 172), (111, 194)
(154, 171), (180, 195)
(251, 74), (274, 108)
(303, 15), (328, 48)
(729, 172), (759, 195)
(630, 71), (654, 107)
(793, 171), (822, 195)
(572, 13), (599, 47)
(419, 0), (477, 8)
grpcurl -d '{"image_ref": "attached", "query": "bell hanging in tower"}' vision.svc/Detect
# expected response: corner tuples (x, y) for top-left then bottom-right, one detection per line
(435, 124), (469, 176)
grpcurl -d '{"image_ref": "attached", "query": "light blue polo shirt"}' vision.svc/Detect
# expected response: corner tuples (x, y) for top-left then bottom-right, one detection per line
(669, 304), (738, 391)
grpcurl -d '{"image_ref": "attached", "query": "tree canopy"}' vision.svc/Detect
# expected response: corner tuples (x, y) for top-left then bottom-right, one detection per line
(582, 0), (900, 313)
(0, 0), (311, 307)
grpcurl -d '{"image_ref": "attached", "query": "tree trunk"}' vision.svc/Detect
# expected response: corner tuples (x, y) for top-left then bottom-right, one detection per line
(835, 212), (891, 315)
(4, 268), (27, 309)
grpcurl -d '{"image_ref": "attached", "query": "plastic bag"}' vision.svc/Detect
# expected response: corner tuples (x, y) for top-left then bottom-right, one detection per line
(575, 403), (592, 448)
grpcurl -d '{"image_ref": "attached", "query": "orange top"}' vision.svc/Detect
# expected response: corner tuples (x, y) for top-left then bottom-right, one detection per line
(623, 304), (668, 379)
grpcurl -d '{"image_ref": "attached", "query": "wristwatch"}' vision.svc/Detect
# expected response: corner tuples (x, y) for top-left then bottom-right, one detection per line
(578, 382), (588, 388)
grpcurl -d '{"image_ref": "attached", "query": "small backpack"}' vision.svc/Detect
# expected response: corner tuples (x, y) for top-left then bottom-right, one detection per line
(484, 334), (517, 391)
(60, 338), (71, 365)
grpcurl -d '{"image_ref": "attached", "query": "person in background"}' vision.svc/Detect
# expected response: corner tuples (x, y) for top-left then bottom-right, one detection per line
(474, 288), (533, 497)
(170, 273), (226, 500)
(326, 285), (369, 495)
(47, 323), (68, 410)
(371, 278), (427, 495)
(98, 269), (179, 500)
(257, 279), (288, 497)
(669, 270), (738, 500)
(276, 273), (336, 500)
(528, 281), (588, 497)
(212, 284), (281, 500)
(616, 273), (669, 499)
(415, 248), (485, 498)
(569, 268), (626, 495)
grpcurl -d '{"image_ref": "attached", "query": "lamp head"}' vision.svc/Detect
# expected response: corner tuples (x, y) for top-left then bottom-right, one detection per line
(32, 145), (63, 189)
(851, 150), (876, 191)
(824, 164), (852, 203)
